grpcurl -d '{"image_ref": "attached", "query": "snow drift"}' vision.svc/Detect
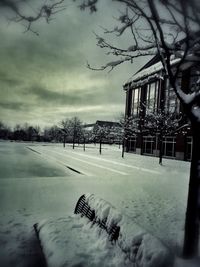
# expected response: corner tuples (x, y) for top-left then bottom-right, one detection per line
(35, 193), (174, 267)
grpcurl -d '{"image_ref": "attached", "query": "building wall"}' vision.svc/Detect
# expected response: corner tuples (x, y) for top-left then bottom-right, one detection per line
(124, 67), (197, 161)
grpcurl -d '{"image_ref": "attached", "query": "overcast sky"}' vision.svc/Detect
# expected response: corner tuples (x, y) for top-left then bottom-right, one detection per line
(0, 0), (148, 128)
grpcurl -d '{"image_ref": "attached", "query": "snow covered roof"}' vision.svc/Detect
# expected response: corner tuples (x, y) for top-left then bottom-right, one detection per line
(84, 123), (95, 127)
(124, 57), (181, 90)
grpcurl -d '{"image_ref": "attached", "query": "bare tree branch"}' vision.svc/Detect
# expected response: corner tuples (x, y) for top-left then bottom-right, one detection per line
(0, 0), (67, 35)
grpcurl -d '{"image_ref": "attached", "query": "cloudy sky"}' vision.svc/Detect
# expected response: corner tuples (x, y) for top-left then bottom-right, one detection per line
(0, 0), (147, 128)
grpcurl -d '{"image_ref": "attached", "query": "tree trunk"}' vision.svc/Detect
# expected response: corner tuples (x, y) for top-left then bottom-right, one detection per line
(122, 138), (125, 158)
(83, 138), (85, 151)
(139, 133), (143, 155)
(63, 135), (66, 148)
(158, 134), (163, 165)
(73, 136), (75, 149)
(183, 123), (200, 258)
(99, 139), (102, 154)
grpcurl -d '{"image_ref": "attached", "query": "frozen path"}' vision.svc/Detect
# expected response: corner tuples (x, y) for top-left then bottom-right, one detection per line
(0, 141), (191, 266)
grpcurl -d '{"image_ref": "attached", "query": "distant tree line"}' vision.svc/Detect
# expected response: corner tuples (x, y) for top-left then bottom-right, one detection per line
(0, 120), (68, 142)
(0, 114), (184, 157)
(0, 121), (42, 142)
(0, 117), (123, 146)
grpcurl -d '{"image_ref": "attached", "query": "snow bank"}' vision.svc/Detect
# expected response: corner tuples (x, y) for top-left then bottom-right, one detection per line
(118, 222), (173, 267)
(36, 194), (174, 267)
(85, 193), (174, 267)
(36, 215), (131, 267)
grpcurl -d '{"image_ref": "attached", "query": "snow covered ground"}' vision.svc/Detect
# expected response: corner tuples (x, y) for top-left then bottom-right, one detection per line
(0, 141), (192, 266)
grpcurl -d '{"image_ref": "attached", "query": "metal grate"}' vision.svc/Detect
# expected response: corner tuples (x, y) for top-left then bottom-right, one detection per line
(74, 194), (120, 241)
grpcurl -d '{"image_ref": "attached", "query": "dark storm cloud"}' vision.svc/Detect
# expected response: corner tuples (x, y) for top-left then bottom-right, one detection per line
(27, 84), (115, 106)
(0, 71), (22, 86)
(0, 33), (82, 77)
(0, 77), (21, 87)
(28, 85), (81, 105)
(0, 3), (90, 83)
(0, 101), (28, 111)
(0, 0), (144, 126)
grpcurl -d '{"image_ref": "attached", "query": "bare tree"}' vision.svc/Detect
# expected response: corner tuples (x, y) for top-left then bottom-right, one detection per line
(60, 118), (71, 147)
(43, 125), (62, 142)
(119, 114), (139, 158)
(70, 117), (83, 149)
(92, 124), (110, 154)
(77, 0), (200, 258)
(144, 110), (182, 165)
(0, 0), (66, 35)
(12, 123), (40, 141)
(0, 121), (11, 140)
(81, 126), (93, 151)
(60, 117), (83, 149)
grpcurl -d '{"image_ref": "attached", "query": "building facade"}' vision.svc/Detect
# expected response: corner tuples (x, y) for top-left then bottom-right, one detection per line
(123, 56), (199, 161)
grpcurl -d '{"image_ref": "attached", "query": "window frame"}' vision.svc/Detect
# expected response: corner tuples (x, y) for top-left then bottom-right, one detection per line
(143, 136), (154, 155)
(164, 78), (180, 114)
(146, 81), (159, 113)
(163, 136), (176, 158)
(128, 136), (137, 152)
(132, 87), (141, 116)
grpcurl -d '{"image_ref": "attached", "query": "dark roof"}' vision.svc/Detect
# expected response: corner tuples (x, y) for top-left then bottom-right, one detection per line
(95, 120), (121, 127)
(83, 123), (95, 128)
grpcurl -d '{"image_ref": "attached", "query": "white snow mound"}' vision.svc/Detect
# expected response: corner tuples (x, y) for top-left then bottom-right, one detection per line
(36, 194), (174, 267)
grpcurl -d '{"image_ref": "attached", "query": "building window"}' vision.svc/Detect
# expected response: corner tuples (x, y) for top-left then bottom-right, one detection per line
(132, 88), (141, 116)
(185, 136), (192, 161)
(128, 136), (137, 152)
(190, 68), (200, 92)
(163, 136), (176, 158)
(143, 136), (154, 155)
(146, 81), (159, 112)
(165, 79), (180, 113)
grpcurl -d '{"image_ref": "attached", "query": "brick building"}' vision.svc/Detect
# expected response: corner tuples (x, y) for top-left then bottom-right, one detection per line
(123, 55), (199, 161)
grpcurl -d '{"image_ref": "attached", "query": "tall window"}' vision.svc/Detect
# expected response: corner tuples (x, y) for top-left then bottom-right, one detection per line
(143, 136), (154, 155)
(165, 79), (180, 113)
(128, 136), (137, 152)
(146, 81), (159, 112)
(163, 137), (176, 158)
(186, 136), (192, 161)
(132, 88), (141, 116)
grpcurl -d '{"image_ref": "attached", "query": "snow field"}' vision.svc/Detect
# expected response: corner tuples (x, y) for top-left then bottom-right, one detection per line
(0, 142), (192, 266)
